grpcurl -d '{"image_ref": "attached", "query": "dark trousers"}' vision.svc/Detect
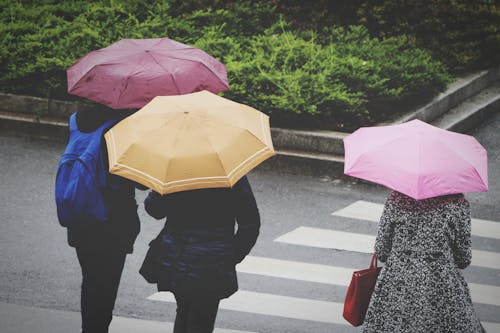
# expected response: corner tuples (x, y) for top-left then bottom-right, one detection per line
(76, 247), (127, 333)
(173, 293), (220, 333)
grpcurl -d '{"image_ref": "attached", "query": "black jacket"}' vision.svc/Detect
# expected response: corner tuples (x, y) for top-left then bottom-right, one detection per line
(66, 109), (142, 253)
(143, 176), (260, 298)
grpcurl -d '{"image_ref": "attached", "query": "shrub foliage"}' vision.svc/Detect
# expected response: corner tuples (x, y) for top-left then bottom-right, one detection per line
(273, 0), (500, 74)
(0, 0), (451, 130)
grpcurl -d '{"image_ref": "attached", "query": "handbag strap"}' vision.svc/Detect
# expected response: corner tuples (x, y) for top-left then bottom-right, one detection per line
(369, 253), (378, 269)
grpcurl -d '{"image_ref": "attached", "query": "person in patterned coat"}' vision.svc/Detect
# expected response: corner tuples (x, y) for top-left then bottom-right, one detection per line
(362, 190), (483, 333)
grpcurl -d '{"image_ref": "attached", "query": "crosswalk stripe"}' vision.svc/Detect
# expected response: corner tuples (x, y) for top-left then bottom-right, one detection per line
(472, 249), (500, 270)
(333, 201), (383, 222)
(483, 322), (500, 332)
(274, 226), (374, 253)
(110, 315), (259, 333)
(275, 227), (374, 253)
(238, 255), (353, 286)
(148, 290), (500, 329)
(468, 283), (500, 307)
(471, 218), (500, 239)
(274, 227), (500, 270)
(239, 256), (500, 307)
(148, 290), (346, 325)
(332, 200), (500, 240)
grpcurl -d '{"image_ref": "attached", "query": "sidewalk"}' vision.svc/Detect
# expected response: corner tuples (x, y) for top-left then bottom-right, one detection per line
(0, 302), (256, 333)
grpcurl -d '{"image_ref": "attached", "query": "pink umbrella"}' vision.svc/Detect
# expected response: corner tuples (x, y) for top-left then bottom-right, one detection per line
(67, 38), (229, 109)
(343, 119), (488, 200)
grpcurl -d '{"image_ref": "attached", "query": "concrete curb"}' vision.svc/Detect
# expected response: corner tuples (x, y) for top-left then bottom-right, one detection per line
(265, 66), (500, 177)
(1, 66), (499, 178)
(393, 66), (500, 124)
(272, 65), (500, 154)
(271, 128), (346, 156)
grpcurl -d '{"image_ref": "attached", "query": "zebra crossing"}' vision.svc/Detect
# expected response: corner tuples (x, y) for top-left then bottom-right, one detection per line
(147, 200), (500, 332)
(333, 200), (500, 240)
(149, 291), (345, 325)
(275, 227), (500, 270)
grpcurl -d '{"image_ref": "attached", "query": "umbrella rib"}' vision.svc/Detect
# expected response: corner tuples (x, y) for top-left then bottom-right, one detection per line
(226, 146), (274, 179)
(147, 52), (182, 94)
(69, 49), (145, 89)
(194, 116), (230, 176)
(441, 139), (488, 182)
(416, 136), (424, 198)
(115, 55), (149, 107)
(151, 52), (228, 90)
(434, 139), (489, 188)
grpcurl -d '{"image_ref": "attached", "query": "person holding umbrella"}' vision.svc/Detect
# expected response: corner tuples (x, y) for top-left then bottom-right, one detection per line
(60, 37), (234, 333)
(361, 190), (483, 332)
(342, 120), (487, 332)
(103, 91), (275, 332)
(55, 102), (146, 333)
(143, 175), (261, 333)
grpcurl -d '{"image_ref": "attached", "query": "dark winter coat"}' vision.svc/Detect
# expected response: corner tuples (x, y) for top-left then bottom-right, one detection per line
(142, 176), (260, 299)
(66, 108), (143, 253)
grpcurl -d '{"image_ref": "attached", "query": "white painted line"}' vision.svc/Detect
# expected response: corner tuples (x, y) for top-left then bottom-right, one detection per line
(472, 218), (500, 240)
(110, 315), (258, 333)
(332, 200), (500, 240)
(149, 290), (346, 325)
(470, 249), (500, 270)
(238, 256), (353, 286)
(275, 227), (500, 270)
(483, 322), (500, 332)
(239, 256), (500, 307)
(148, 289), (500, 327)
(469, 283), (500, 307)
(274, 227), (374, 253)
(332, 200), (383, 222)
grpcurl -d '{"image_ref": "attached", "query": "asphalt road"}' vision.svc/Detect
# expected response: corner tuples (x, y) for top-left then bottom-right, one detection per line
(0, 112), (499, 333)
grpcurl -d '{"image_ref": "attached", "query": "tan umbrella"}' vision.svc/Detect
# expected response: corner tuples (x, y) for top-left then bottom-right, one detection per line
(104, 90), (275, 194)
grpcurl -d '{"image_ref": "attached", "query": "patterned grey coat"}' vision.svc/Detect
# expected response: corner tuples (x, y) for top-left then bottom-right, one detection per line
(362, 191), (483, 333)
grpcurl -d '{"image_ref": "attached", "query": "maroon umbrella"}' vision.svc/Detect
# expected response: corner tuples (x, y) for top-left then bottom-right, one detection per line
(67, 38), (229, 109)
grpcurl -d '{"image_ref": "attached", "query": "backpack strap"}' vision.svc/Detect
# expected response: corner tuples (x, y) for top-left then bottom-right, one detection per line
(99, 117), (121, 134)
(93, 115), (123, 186)
(68, 112), (78, 133)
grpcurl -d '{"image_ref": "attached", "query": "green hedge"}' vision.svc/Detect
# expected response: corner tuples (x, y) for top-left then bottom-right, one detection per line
(0, 0), (450, 130)
(273, 0), (500, 74)
(356, 0), (500, 73)
(0, 0), (276, 98)
(206, 23), (449, 129)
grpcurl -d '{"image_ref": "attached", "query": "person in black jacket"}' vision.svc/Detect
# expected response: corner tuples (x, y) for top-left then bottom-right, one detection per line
(65, 104), (145, 333)
(142, 175), (261, 333)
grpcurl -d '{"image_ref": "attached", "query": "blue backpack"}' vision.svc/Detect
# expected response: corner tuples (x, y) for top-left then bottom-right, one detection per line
(55, 113), (119, 227)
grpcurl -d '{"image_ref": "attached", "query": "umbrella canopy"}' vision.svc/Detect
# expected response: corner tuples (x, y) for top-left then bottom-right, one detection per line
(104, 90), (275, 194)
(67, 38), (229, 109)
(343, 119), (488, 200)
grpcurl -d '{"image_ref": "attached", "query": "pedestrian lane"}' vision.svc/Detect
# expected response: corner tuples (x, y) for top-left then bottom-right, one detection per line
(275, 227), (500, 270)
(149, 291), (500, 332)
(238, 256), (500, 307)
(148, 200), (500, 332)
(237, 256), (352, 286)
(149, 291), (345, 325)
(333, 200), (500, 239)
(109, 313), (258, 333)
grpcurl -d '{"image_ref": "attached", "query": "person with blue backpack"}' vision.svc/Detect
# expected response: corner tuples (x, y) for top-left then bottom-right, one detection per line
(55, 102), (145, 333)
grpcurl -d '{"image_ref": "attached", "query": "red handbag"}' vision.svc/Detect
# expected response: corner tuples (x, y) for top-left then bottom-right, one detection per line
(343, 253), (382, 326)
